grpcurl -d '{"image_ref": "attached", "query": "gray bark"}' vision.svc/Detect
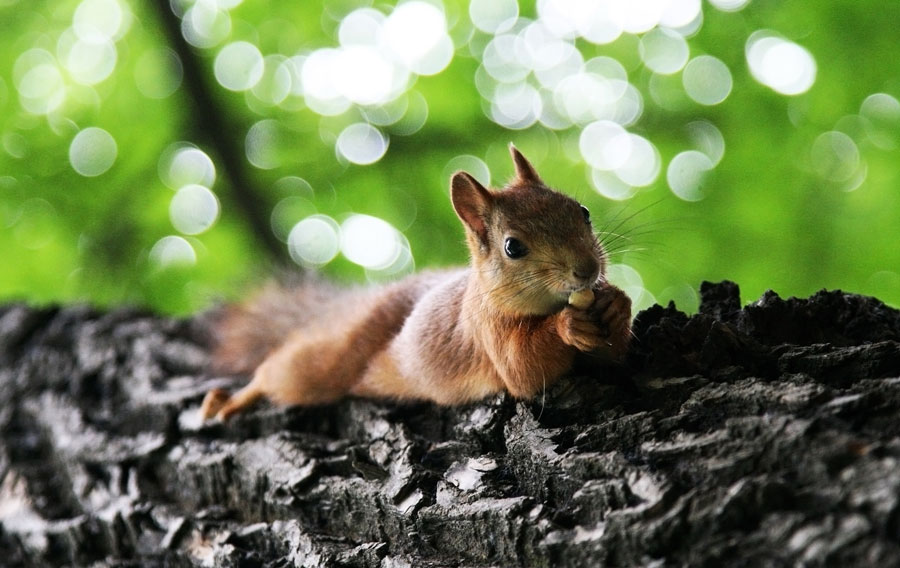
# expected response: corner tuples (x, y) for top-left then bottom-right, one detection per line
(1, 281), (899, 566)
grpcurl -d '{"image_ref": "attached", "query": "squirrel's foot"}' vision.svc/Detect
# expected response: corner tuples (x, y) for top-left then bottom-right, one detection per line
(200, 382), (265, 421)
(200, 388), (230, 421)
(557, 284), (632, 359)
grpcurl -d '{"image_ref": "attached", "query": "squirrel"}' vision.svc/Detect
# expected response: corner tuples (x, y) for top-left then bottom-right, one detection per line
(200, 145), (632, 421)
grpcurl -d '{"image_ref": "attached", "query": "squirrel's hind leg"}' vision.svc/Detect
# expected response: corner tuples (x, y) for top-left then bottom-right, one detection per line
(199, 388), (229, 420)
(200, 383), (264, 421)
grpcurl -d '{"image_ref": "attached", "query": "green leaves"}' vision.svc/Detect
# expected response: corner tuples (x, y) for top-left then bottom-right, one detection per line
(1, 0), (898, 313)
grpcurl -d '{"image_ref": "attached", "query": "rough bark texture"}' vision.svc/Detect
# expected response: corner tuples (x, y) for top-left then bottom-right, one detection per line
(1, 281), (900, 566)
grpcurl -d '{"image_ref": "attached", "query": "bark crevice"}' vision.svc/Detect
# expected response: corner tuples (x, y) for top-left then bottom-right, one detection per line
(1, 281), (899, 566)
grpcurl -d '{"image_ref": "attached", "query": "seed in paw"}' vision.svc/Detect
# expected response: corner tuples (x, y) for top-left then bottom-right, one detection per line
(568, 288), (594, 310)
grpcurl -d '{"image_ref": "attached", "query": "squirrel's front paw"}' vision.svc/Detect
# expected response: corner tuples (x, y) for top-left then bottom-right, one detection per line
(557, 285), (632, 359)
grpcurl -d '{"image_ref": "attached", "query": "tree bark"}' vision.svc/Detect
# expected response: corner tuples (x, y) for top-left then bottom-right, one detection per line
(1, 281), (899, 566)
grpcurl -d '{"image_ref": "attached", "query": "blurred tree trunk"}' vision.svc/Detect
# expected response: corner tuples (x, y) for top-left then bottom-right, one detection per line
(151, 1), (287, 263)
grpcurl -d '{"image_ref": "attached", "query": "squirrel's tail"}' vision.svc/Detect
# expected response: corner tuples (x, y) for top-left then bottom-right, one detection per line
(210, 275), (336, 375)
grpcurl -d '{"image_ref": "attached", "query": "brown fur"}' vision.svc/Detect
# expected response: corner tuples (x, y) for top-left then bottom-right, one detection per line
(200, 145), (632, 421)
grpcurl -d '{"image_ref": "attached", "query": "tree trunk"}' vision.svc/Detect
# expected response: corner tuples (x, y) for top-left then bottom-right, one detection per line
(1, 281), (899, 566)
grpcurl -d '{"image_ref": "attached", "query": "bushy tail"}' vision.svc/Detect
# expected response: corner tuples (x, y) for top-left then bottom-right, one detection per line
(210, 276), (336, 375)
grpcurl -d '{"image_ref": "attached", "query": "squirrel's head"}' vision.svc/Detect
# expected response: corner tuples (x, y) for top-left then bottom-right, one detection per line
(451, 144), (607, 316)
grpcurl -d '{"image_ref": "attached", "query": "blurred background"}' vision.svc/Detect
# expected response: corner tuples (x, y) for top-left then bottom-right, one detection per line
(1, 0), (898, 315)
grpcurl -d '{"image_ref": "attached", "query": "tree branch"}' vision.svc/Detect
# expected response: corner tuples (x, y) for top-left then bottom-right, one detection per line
(150, 1), (287, 263)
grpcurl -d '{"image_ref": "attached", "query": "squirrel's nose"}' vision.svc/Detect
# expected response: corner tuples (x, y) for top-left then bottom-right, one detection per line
(573, 259), (600, 283)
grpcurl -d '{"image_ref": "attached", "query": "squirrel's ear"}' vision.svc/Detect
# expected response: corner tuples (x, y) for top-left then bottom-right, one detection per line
(509, 143), (543, 185)
(451, 171), (493, 246)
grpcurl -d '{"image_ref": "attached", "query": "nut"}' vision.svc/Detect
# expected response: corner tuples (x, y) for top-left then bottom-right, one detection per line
(568, 288), (594, 310)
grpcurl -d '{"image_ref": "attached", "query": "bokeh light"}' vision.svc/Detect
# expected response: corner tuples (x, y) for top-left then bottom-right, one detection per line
(580, 120), (632, 170)
(150, 236), (197, 268)
(659, 282), (700, 314)
(686, 121), (725, 166)
(69, 127), (117, 177)
(382, 1), (453, 75)
(134, 48), (183, 99)
(14, 49), (66, 115)
(251, 55), (292, 106)
(482, 33), (531, 83)
(182, 2), (232, 49)
(335, 47), (397, 106)
(336, 123), (388, 165)
(443, 155), (491, 188)
(60, 33), (117, 86)
(367, 239), (414, 281)
(591, 169), (636, 201)
(470, 0), (519, 34)
(491, 82), (542, 130)
(160, 145), (216, 190)
(271, 195), (317, 242)
(475, 12), (649, 134)
(667, 150), (713, 201)
(810, 131), (861, 184)
(708, 0), (750, 12)
(169, 184), (219, 235)
(613, 134), (661, 187)
(245, 120), (286, 169)
(341, 214), (403, 270)
(288, 215), (341, 267)
(746, 31), (816, 96)
(860, 93), (900, 150)
(300, 49), (352, 116)
(339, 8), (385, 46)
(73, 0), (129, 42)
(682, 55), (732, 105)
(606, 263), (655, 315)
(660, 0), (703, 29)
(537, 0), (623, 44)
(299, 1), (451, 119)
(639, 28), (689, 75)
(214, 41), (264, 91)
(3, 132), (25, 159)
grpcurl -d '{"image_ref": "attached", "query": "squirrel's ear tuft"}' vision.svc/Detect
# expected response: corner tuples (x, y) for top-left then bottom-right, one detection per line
(451, 171), (493, 246)
(509, 143), (543, 185)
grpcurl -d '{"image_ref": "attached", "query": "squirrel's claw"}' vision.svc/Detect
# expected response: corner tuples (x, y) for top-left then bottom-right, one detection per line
(200, 388), (230, 421)
(557, 285), (631, 358)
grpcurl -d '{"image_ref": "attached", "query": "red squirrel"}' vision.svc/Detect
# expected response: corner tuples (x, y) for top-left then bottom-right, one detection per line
(200, 145), (632, 420)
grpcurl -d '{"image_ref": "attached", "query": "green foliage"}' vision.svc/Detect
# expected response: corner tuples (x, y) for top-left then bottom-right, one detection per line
(1, 0), (898, 315)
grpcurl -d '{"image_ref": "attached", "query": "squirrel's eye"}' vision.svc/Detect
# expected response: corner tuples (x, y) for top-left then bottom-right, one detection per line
(504, 237), (528, 259)
(580, 205), (591, 224)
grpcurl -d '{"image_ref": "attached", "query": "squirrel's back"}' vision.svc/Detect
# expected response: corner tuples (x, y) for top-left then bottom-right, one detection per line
(211, 276), (335, 375)
(210, 270), (463, 376)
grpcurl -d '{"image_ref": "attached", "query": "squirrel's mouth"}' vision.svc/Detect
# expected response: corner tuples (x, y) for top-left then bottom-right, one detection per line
(563, 275), (603, 295)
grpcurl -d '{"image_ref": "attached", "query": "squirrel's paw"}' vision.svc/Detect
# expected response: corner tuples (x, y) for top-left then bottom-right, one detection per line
(200, 388), (230, 421)
(557, 285), (632, 359)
